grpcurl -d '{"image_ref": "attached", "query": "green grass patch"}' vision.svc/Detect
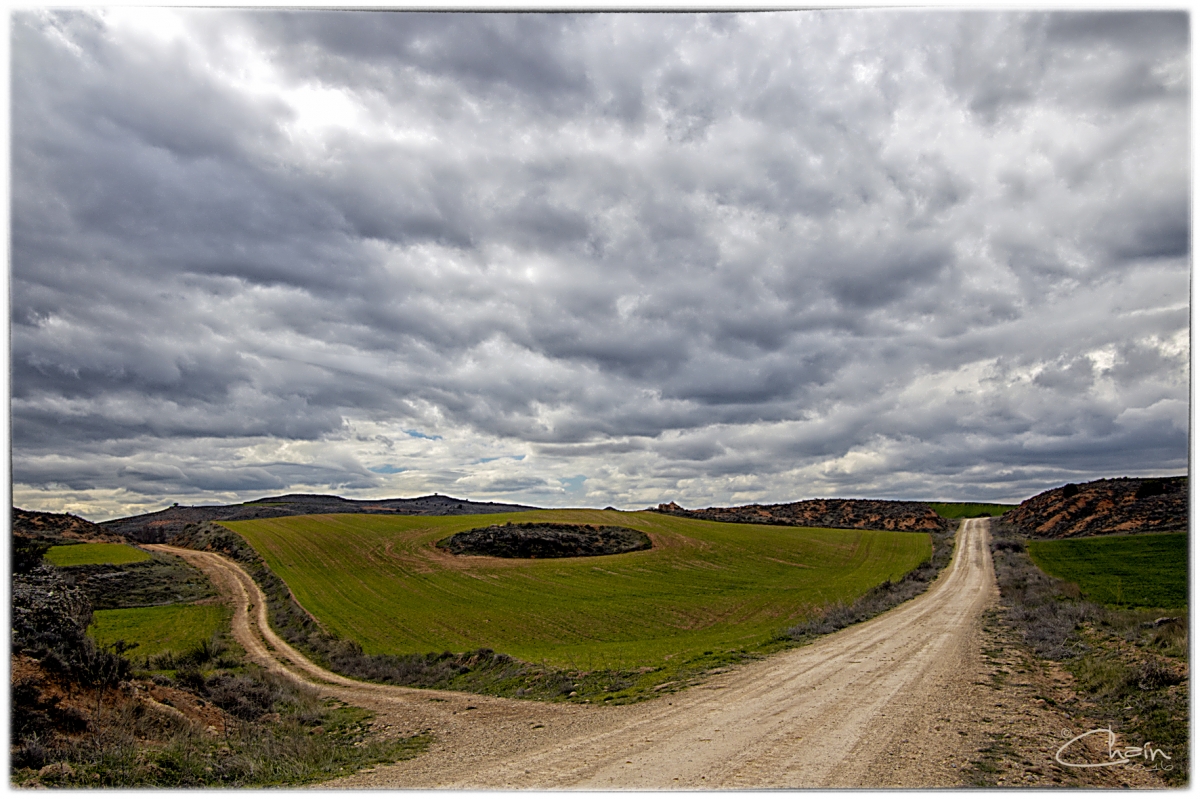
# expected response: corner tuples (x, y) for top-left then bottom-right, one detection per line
(1027, 532), (1187, 609)
(225, 509), (930, 672)
(89, 604), (229, 661)
(45, 542), (151, 567)
(928, 502), (1015, 519)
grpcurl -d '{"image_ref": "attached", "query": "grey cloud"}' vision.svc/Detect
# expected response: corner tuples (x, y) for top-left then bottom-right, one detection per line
(1044, 11), (1188, 51)
(1032, 358), (1095, 392)
(1103, 203), (1190, 263)
(10, 9), (1189, 515)
(255, 12), (592, 107)
(824, 240), (954, 311)
(535, 438), (650, 458)
(939, 14), (1049, 124)
(17, 439), (381, 498)
(931, 12), (1187, 126)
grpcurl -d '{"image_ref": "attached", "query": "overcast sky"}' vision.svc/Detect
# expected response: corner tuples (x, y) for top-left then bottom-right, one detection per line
(10, 9), (1190, 521)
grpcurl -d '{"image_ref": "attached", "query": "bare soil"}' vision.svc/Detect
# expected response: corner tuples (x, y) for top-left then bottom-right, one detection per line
(152, 519), (1168, 788)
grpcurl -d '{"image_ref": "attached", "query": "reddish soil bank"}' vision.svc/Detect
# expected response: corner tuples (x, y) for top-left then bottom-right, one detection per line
(1000, 476), (1187, 539)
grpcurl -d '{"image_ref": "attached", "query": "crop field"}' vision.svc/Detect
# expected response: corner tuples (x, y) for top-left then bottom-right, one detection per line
(89, 603), (229, 660)
(45, 542), (151, 567)
(1027, 532), (1187, 609)
(225, 510), (931, 671)
(928, 502), (1015, 519)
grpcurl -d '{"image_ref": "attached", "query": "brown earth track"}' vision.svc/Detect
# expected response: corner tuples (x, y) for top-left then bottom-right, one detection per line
(148, 520), (1112, 788)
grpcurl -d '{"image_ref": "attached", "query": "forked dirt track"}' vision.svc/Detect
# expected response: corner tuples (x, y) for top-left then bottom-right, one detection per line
(150, 517), (1003, 788)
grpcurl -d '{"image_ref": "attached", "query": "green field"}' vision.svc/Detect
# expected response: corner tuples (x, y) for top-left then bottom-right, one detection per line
(1027, 532), (1188, 609)
(89, 604), (229, 660)
(225, 510), (931, 670)
(928, 502), (1015, 519)
(45, 542), (151, 567)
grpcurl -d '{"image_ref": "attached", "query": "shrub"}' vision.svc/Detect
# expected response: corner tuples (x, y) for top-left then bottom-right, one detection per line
(12, 536), (52, 574)
(1132, 658), (1183, 691)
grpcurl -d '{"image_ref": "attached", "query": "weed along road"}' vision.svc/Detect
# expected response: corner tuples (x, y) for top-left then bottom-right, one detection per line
(153, 518), (1002, 788)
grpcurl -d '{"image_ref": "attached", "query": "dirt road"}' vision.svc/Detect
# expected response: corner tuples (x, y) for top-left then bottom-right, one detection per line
(151, 517), (1005, 788)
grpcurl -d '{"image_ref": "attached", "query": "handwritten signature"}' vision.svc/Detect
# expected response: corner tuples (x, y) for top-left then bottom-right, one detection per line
(1055, 728), (1172, 771)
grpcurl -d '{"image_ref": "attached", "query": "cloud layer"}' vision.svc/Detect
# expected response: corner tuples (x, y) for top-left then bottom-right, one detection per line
(11, 10), (1189, 520)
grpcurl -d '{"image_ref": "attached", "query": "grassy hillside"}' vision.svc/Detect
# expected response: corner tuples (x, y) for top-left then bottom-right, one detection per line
(928, 502), (1015, 519)
(45, 542), (150, 567)
(226, 509), (931, 671)
(1026, 532), (1187, 609)
(89, 603), (229, 660)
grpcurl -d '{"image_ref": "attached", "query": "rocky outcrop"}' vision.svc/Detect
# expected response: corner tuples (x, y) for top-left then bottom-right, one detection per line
(12, 565), (93, 658)
(437, 522), (652, 559)
(652, 498), (953, 533)
(1000, 476), (1188, 539)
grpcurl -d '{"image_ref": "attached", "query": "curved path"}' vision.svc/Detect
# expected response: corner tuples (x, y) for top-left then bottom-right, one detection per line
(150, 517), (1000, 788)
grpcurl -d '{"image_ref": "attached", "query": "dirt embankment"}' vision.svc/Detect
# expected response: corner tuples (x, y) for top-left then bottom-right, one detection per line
(654, 498), (952, 533)
(1000, 476), (1187, 539)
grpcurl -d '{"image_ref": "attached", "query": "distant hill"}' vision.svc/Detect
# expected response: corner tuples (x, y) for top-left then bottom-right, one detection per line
(99, 493), (540, 543)
(1000, 476), (1188, 539)
(651, 498), (952, 533)
(11, 508), (123, 543)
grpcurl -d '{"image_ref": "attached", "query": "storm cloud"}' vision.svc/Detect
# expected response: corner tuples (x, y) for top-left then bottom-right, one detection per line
(10, 10), (1189, 520)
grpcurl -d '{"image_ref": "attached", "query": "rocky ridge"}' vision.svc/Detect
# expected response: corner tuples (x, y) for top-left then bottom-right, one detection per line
(999, 476), (1188, 539)
(652, 498), (953, 533)
(12, 509), (122, 543)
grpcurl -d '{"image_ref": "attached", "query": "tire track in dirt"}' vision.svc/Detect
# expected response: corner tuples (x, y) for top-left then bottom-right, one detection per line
(149, 518), (1007, 788)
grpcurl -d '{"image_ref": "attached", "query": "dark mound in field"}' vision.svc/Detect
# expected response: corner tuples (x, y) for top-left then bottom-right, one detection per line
(1000, 476), (1188, 539)
(437, 522), (652, 559)
(100, 493), (540, 543)
(652, 498), (952, 533)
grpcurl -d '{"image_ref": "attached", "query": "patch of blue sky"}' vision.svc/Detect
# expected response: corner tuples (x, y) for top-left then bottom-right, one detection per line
(403, 430), (442, 440)
(368, 464), (406, 474)
(475, 454), (526, 464)
(560, 475), (587, 492)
